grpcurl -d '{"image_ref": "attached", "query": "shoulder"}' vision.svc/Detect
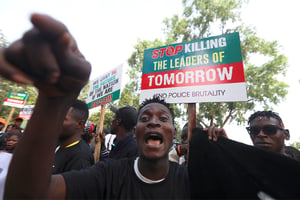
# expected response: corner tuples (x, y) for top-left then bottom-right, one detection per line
(285, 146), (300, 161)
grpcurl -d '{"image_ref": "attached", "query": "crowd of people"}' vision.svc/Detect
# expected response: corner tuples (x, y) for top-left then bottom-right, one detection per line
(0, 13), (299, 199)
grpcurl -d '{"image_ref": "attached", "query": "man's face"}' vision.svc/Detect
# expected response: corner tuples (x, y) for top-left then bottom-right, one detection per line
(6, 135), (19, 150)
(60, 108), (80, 140)
(135, 103), (175, 160)
(14, 120), (22, 128)
(110, 115), (119, 135)
(249, 116), (289, 154)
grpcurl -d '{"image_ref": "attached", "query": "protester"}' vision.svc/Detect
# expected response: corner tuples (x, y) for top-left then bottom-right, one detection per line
(0, 151), (12, 199)
(99, 128), (109, 161)
(0, 118), (6, 132)
(108, 105), (138, 159)
(5, 130), (22, 153)
(169, 122), (206, 165)
(246, 110), (296, 158)
(0, 119), (7, 150)
(285, 145), (300, 161)
(4, 124), (14, 133)
(52, 99), (94, 174)
(13, 117), (24, 133)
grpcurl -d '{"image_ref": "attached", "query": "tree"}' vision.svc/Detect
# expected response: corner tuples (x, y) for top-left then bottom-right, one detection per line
(126, 0), (288, 128)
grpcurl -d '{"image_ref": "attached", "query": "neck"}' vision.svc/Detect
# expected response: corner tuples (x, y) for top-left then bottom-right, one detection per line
(116, 128), (132, 140)
(59, 134), (81, 148)
(138, 156), (169, 181)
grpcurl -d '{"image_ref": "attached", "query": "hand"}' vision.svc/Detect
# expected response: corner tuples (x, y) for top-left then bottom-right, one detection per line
(0, 13), (91, 97)
(179, 143), (189, 156)
(205, 126), (228, 141)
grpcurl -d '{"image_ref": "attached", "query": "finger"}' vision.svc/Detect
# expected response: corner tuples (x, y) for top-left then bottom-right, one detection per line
(0, 48), (32, 84)
(30, 13), (69, 43)
(212, 127), (219, 141)
(53, 32), (90, 80)
(31, 14), (90, 87)
(206, 127), (213, 140)
(23, 29), (60, 83)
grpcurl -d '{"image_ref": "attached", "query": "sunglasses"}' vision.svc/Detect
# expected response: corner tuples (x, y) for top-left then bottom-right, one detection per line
(246, 125), (284, 136)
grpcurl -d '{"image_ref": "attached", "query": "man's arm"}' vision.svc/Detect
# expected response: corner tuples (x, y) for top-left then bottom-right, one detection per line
(1, 13), (91, 199)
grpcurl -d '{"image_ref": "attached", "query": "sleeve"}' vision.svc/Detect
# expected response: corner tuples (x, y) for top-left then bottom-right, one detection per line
(62, 162), (107, 199)
(188, 127), (300, 199)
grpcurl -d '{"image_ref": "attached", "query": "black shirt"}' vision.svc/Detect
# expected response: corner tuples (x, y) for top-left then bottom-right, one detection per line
(63, 158), (190, 200)
(108, 134), (138, 159)
(52, 140), (94, 174)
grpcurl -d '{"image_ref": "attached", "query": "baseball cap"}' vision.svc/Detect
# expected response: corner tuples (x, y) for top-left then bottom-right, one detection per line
(0, 118), (6, 125)
(14, 117), (24, 121)
(110, 106), (137, 130)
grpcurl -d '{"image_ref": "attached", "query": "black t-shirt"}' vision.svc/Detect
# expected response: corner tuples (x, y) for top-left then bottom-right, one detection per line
(108, 134), (138, 160)
(63, 158), (190, 200)
(52, 140), (94, 174)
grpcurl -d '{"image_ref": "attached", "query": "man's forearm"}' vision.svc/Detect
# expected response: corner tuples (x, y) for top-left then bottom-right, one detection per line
(4, 94), (75, 199)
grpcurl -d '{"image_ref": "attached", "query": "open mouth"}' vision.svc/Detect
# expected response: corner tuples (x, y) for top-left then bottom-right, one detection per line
(145, 134), (163, 145)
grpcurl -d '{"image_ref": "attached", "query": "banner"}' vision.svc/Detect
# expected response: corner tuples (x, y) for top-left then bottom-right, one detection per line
(140, 32), (247, 103)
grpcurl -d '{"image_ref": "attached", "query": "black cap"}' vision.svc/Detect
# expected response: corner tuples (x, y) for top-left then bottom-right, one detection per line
(110, 106), (137, 130)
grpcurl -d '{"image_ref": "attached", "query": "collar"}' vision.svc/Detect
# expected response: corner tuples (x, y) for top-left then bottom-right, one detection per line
(133, 157), (165, 184)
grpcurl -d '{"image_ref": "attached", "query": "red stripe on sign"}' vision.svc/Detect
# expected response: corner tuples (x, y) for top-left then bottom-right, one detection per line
(5, 98), (25, 105)
(141, 62), (245, 90)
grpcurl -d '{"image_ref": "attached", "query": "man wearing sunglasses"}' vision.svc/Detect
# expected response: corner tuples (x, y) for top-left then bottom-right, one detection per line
(246, 110), (292, 157)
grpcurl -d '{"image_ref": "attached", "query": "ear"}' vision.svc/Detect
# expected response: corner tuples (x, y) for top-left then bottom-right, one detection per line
(283, 129), (290, 140)
(77, 120), (85, 129)
(173, 126), (177, 139)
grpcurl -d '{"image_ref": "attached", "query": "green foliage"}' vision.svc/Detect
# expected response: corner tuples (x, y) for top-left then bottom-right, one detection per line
(124, 0), (289, 128)
(290, 142), (300, 150)
(78, 81), (90, 102)
(0, 30), (8, 48)
(88, 108), (114, 130)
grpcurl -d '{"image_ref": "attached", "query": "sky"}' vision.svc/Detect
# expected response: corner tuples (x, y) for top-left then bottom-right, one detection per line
(0, 0), (299, 145)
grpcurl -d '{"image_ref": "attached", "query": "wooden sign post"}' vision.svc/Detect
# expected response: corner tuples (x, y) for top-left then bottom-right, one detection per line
(93, 104), (106, 163)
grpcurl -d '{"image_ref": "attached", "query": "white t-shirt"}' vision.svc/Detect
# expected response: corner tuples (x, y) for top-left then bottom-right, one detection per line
(0, 151), (12, 200)
(105, 134), (116, 151)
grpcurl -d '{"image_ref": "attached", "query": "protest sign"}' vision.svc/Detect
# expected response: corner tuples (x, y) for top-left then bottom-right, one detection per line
(86, 64), (123, 109)
(140, 32), (247, 103)
(18, 105), (35, 120)
(3, 91), (28, 108)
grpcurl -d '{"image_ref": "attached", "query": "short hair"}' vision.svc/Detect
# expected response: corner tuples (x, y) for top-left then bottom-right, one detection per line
(70, 99), (89, 123)
(7, 129), (22, 139)
(138, 96), (175, 125)
(182, 122), (203, 130)
(247, 111), (284, 126)
(111, 106), (137, 131)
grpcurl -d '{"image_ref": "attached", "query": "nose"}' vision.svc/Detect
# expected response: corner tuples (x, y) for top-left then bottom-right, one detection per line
(146, 116), (161, 127)
(256, 129), (267, 137)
